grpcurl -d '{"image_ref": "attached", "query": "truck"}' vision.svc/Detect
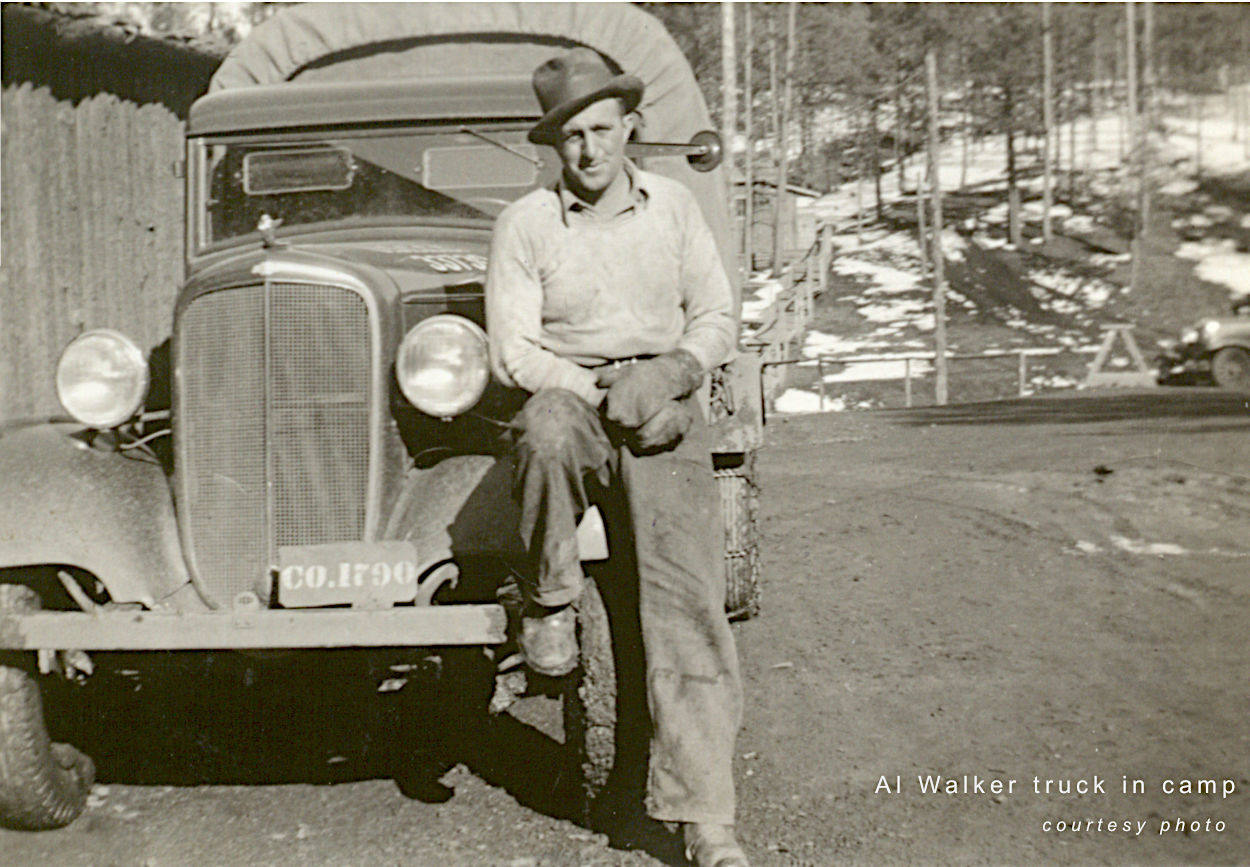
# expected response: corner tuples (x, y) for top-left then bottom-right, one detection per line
(0, 2), (762, 830)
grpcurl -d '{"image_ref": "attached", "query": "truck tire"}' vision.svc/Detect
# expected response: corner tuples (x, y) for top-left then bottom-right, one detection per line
(1211, 347), (1250, 391)
(0, 584), (94, 830)
(559, 562), (651, 827)
(716, 453), (761, 621)
(561, 578), (616, 816)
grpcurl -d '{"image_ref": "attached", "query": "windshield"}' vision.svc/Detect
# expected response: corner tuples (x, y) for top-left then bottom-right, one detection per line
(199, 126), (554, 249)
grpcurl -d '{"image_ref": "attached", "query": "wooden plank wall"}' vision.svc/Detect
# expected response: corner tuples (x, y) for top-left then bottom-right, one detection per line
(1, 83), (184, 423)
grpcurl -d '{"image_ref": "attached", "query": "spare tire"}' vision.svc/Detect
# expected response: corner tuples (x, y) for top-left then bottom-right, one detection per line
(0, 584), (94, 830)
(716, 453), (761, 620)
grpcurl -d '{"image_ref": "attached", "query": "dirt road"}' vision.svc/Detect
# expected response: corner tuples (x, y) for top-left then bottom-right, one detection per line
(1, 388), (1246, 865)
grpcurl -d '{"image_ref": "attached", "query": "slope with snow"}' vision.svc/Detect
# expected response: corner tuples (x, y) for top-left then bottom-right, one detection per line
(767, 93), (1250, 414)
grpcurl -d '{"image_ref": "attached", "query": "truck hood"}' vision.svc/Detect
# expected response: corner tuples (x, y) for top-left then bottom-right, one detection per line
(188, 228), (491, 300)
(313, 237), (488, 297)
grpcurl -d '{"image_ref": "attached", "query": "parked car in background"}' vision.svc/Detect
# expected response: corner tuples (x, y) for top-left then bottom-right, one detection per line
(1157, 299), (1250, 390)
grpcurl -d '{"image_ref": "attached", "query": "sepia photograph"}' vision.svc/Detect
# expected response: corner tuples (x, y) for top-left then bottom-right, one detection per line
(0, 1), (1248, 863)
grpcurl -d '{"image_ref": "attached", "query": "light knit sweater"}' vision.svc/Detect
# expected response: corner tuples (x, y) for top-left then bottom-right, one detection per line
(484, 164), (735, 406)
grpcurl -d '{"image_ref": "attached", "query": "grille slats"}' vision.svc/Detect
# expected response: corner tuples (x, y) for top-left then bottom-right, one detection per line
(177, 282), (373, 605)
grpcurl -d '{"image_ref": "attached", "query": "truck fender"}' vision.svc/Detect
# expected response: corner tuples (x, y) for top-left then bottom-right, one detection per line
(0, 424), (196, 608)
(382, 454), (607, 576)
(1210, 337), (1250, 353)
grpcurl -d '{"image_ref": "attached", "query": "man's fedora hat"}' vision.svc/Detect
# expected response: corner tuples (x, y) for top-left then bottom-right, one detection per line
(528, 47), (643, 145)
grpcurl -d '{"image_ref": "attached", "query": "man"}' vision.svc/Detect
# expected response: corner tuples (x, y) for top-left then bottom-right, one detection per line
(484, 48), (748, 867)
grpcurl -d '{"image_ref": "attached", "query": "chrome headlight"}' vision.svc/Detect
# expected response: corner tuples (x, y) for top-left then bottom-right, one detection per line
(55, 329), (148, 428)
(1180, 327), (1200, 345)
(396, 315), (489, 419)
(1201, 320), (1221, 341)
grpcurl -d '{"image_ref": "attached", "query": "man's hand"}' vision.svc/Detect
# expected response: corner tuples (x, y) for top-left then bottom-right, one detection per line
(596, 349), (704, 429)
(635, 400), (693, 450)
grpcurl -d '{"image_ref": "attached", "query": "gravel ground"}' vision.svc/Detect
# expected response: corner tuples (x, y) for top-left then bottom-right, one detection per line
(0, 388), (1246, 865)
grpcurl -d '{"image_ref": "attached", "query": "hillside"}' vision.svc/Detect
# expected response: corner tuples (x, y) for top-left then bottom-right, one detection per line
(752, 91), (1250, 412)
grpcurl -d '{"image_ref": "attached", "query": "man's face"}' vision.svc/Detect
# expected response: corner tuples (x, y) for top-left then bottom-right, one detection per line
(555, 98), (635, 200)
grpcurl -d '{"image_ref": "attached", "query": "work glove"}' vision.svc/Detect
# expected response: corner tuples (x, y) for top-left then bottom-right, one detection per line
(634, 400), (694, 451)
(596, 349), (705, 430)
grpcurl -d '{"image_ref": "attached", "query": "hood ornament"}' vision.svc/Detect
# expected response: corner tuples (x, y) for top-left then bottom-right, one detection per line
(257, 213), (285, 248)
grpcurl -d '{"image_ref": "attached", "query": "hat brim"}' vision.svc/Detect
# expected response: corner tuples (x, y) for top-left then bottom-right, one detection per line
(527, 75), (644, 145)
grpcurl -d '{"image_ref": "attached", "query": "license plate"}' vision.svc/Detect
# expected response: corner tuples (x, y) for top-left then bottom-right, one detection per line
(276, 541), (420, 608)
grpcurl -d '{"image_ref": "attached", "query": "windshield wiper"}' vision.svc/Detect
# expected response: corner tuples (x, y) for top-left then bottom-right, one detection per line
(458, 126), (544, 168)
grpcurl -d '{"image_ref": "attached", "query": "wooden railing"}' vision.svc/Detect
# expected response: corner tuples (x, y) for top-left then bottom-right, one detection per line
(743, 224), (834, 406)
(814, 347), (1099, 408)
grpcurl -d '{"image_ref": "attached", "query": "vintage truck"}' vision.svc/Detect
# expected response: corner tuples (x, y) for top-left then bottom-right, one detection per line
(0, 2), (761, 830)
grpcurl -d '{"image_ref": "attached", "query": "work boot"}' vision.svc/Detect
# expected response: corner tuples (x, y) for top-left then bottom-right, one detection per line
(518, 602), (577, 677)
(684, 823), (749, 867)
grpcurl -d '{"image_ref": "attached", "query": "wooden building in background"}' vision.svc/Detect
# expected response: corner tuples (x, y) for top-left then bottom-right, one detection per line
(733, 176), (821, 271)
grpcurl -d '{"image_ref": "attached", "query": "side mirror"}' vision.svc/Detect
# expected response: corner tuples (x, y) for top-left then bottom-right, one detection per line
(625, 130), (723, 172)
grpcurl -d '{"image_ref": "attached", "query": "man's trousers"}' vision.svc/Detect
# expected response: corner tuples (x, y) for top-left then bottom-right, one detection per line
(510, 387), (743, 826)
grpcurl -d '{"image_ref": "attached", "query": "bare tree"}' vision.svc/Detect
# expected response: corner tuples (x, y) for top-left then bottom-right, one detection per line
(742, 4), (754, 270)
(768, 14), (781, 270)
(960, 48), (971, 191)
(1127, 1), (1140, 293)
(771, 3), (797, 272)
(721, 1), (738, 262)
(1142, 2), (1155, 235)
(926, 48), (949, 406)
(1042, 1), (1055, 243)
(1089, 20), (1101, 177)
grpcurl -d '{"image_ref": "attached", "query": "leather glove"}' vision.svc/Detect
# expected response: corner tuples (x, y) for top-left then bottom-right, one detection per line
(596, 349), (704, 429)
(634, 400), (694, 451)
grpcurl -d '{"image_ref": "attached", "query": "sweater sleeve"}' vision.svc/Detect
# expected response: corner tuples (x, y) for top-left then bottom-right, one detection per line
(674, 191), (737, 372)
(484, 211), (605, 405)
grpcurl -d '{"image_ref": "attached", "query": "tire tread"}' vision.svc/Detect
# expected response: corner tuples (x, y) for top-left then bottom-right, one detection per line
(0, 584), (93, 830)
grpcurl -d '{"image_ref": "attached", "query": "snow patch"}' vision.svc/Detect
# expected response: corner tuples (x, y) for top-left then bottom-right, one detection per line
(1158, 178), (1199, 196)
(803, 330), (891, 358)
(857, 298), (930, 324)
(1175, 239), (1250, 297)
(834, 258), (921, 293)
(939, 229), (967, 261)
(773, 389), (845, 414)
(741, 278), (785, 322)
(822, 358), (934, 382)
(972, 232), (1008, 250)
(1029, 269), (1116, 309)
(1110, 535), (1188, 556)
(1063, 214), (1097, 234)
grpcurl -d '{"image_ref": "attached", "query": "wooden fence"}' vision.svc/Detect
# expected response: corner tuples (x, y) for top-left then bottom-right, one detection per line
(745, 225), (834, 405)
(1, 83), (185, 423)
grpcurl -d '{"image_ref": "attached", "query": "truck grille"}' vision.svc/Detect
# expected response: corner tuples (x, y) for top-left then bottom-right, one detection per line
(176, 282), (374, 606)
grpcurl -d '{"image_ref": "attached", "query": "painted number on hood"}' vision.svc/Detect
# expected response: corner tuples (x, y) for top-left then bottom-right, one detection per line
(407, 253), (487, 273)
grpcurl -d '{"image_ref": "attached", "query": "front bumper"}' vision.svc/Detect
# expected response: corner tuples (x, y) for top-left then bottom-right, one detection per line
(1157, 340), (1209, 367)
(0, 605), (506, 650)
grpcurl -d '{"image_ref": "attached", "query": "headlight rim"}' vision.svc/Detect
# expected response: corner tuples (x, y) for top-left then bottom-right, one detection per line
(55, 328), (149, 429)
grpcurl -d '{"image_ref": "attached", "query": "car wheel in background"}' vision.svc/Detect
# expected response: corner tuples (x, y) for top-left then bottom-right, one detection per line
(1211, 346), (1250, 390)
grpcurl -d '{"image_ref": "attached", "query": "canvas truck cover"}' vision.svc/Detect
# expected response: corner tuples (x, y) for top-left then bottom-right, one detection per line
(207, 1), (737, 299)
